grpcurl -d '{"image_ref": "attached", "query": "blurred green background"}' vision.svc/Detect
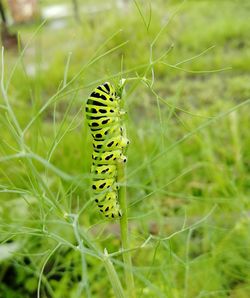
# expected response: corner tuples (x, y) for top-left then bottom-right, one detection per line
(0, 0), (250, 297)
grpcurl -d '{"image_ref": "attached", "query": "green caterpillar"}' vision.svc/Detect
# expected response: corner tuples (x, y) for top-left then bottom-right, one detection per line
(86, 82), (129, 218)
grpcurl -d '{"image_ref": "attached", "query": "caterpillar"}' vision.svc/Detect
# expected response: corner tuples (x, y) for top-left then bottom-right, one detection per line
(86, 82), (129, 218)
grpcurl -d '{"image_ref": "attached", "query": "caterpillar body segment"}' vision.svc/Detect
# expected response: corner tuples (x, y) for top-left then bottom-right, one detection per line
(92, 150), (126, 165)
(87, 94), (119, 108)
(91, 164), (117, 177)
(93, 135), (129, 151)
(91, 178), (116, 191)
(95, 191), (122, 218)
(91, 124), (121, 140)
(87, 116), (120, 130)
(85, 105), (121, 118)
(86, 82), (128, 219)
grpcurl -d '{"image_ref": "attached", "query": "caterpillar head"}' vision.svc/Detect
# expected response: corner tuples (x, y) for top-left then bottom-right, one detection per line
(98, 82), (116, 98)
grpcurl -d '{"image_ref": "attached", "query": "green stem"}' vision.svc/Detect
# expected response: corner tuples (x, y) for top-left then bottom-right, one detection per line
(72, 215), (91, 298)
(103, 249), (126, 298)
(118, 161), (136, 298)
(69, 214), (126, 298)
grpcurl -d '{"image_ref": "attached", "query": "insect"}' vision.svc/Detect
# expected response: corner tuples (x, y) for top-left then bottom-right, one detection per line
(85, 82), (129, 218)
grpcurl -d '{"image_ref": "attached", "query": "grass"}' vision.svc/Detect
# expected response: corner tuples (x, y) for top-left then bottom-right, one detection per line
(1, 0), (250, 297)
